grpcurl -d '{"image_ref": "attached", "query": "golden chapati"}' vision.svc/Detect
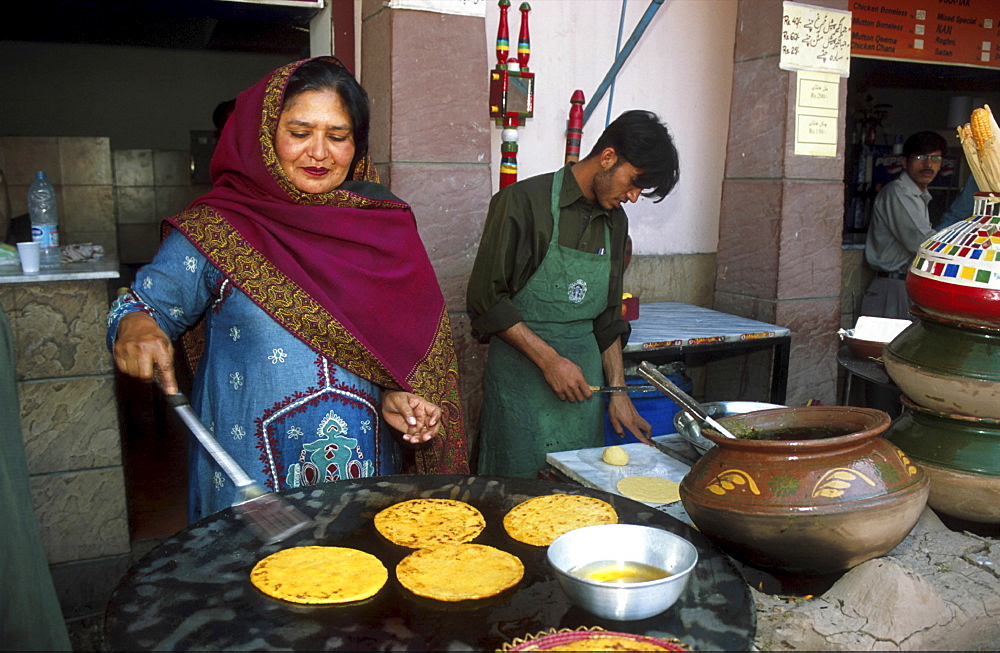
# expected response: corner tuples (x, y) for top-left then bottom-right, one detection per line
(396, 543), (524, 601)
(503, 494), (618, 546)
(250, 546), (387, 604)
(616, 476), (681, 505)
(374, 498), (486, 548)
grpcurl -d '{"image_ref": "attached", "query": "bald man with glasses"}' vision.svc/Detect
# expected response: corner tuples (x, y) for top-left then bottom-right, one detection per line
(862, 130), (949, 320)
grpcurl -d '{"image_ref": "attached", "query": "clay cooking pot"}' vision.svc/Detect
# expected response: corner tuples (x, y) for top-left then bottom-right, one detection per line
(679, 406), (928, 575)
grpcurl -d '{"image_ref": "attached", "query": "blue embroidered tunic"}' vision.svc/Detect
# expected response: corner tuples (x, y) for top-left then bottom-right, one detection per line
(107, 231), (400, 521)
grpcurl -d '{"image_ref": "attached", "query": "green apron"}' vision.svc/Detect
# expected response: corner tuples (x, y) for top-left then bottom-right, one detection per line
(478, 168), (611, 478)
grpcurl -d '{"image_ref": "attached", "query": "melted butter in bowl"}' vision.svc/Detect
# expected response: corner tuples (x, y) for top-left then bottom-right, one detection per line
(570, 560), (672, 584)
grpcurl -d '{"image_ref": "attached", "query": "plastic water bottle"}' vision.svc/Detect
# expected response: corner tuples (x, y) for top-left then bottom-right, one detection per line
(28, 171), (60, 266)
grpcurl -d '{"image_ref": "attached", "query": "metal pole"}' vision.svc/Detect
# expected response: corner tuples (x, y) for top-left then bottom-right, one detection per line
(583, 0), (665, 126)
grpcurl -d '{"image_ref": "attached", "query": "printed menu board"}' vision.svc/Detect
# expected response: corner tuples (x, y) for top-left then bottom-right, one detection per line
(851, 0), (999, 69)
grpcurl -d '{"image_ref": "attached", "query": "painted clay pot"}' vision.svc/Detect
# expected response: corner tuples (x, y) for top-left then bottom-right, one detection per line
(885, 395), (1000, 523)
(882, 306), (1000, 419)
(907, 192), (1000, 326)
(679, 406), (929, 575)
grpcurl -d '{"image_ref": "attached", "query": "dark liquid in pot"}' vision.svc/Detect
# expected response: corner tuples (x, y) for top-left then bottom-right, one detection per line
(742, 425), (856, 440)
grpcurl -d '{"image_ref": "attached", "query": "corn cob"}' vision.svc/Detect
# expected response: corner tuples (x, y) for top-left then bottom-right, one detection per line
(971, 107), (997, 153)
(960, 123), (989, 192)
(967, 106), (1000, 192)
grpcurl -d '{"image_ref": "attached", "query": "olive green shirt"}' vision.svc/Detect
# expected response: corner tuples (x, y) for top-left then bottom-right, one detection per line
(466, 164), (630, 351)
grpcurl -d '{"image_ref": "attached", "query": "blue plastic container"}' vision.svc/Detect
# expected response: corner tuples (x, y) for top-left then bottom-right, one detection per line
(603, 373), (691, 445)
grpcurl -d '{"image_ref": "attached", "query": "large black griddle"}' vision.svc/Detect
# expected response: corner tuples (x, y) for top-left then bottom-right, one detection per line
(104, 474), (755, 650)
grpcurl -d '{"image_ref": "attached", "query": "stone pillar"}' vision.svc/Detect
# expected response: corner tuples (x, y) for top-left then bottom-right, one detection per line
(360, 3), (492, 448)
(713, 0), (848, 406)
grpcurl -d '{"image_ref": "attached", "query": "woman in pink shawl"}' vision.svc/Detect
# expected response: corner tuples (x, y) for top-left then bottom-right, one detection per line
(107, 57), (468, 521)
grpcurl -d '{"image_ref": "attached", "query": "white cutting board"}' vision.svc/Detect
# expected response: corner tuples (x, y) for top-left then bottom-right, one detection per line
(546, 438), (693, 518)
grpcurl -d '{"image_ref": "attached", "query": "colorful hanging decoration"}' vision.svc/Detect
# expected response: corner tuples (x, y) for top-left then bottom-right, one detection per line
(489, 1), (534, 189)
(565, 90), (585, 164)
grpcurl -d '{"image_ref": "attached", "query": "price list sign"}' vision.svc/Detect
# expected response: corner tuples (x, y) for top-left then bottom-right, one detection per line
(851, 0), (999, 70)
(780, 1), (852, 76)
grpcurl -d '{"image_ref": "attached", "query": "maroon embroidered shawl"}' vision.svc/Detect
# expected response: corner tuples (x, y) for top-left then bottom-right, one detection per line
(165, 57), (468, 474)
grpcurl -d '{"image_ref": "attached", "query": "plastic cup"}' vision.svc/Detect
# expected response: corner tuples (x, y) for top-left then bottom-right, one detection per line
(17, 241), (40, 274)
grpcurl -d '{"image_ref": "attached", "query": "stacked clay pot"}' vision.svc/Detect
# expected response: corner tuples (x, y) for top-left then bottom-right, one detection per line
(883, 192), (1000, 523)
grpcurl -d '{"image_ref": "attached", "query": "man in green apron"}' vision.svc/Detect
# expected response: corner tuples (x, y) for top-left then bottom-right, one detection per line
(467, 110), (680, 478)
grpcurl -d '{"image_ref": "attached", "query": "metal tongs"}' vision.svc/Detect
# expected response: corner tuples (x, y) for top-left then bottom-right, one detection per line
(637, 361), (739, 440)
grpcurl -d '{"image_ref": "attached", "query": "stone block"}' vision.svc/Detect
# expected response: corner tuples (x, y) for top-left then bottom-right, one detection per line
(0, 285), (15, 317)
(724, 59), (789, 180)
(18, 376), (121, 474)
(716, 179), (782, 297)
(774, 298), (840, 405)
(624, 253), (717, 307)
(153, 150), (190, 187)
(7, 183), (28, 217)
(113, 149), (155, 187)
(361, 8), (392, 164)
(116, 186), (157, 224)
(387, 163), (491, 311)
(30, 467), (130, 565)
(1, 136), (61, 186)
(733, 0), (782, 62)
(388, 11), (490, 164)
(360, 0), (384, 20)
(776, 181), (843, 300)
(155, 185), (197, 218)
(62, 184), (116, 235)
(59, 137), (112, 185)
(7, 280), (114, 380)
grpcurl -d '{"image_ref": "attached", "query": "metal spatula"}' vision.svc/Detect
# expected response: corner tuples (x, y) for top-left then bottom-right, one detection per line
(161, 389), (313, 544)
(637, 361), (741, 440)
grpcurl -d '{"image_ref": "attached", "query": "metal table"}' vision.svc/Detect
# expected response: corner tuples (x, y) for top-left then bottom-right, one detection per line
(624, 302), (792, 404)
(104, 475), (755, 651)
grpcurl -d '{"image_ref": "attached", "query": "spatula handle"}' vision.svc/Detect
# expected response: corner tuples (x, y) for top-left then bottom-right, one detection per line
(163, 392), (255, 487)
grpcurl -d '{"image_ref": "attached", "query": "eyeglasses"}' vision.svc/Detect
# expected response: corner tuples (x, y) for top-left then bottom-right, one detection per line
(911, 155), (943, 162)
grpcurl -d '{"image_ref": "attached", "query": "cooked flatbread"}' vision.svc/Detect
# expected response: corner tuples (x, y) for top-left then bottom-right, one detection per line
(616, 476), (681, 505)
(250, 546), (387, 604)
(396, 543), (524, 601)
(503, 494), (618, 546)
(374, 498), (486, 548)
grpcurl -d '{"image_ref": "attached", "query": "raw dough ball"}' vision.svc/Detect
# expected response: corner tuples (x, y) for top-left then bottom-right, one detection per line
(602, 445), (630, 466)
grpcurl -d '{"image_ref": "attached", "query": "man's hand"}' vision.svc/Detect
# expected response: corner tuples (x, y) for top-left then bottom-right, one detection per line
(607, 393), (653, 445)
(540, 355), (593, 403)
(382, 391), (441, 443)
(113, 312), (177, 394)
(497, 322), (594, 403)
